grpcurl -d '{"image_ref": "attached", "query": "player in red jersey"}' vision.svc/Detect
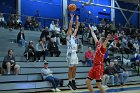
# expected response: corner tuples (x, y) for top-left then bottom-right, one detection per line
(86, 24), (109, 93)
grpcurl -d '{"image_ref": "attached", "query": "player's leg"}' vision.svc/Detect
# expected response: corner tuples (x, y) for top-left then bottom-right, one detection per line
(68, 66), (75, 90)
(96, 80), (106, 93)
(72, 65), (77, 89)
(86, 77), (94, 93)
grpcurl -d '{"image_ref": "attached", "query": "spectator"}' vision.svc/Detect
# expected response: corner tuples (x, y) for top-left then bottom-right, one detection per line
(41, 62), (61, 92)
(24, 41), (36, 62)
(76, 35), (83, 53)
(17, 28), (28, 47)
(49, 21), (55, 34)
(55, 23), (62, 45)
(40, 27), (50, 41)
(102, 62), (118, 88)
(34, 10), (41, 30)
(133, 41), (139, 53)
(24, 16), (33, 30)
(114, 59), (128, 85)
(8, 14), (16, 31)
(108, 41), (119, 53)
(85, 47), (94, 67)
(131, 53), (140, 69)
(104, 50), (110, 66)
(15, 15), (22, 29)
(2, 49), (20, 75)
(41, 37), (49, 56)
(36, 40), (46, 62)
(0, 13), (6, 28)
(60, 29), (66, 45)
(48, 38), (61, 57)
(31, 17), (39, 31)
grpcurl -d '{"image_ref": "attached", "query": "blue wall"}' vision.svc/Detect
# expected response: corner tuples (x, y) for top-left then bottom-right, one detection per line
(68, 0), (111, 24)
(0, 0), (16, 13)
(0, 0), (16, 21)
(21, 0), (63, 27)
(115, 1), (139, 27)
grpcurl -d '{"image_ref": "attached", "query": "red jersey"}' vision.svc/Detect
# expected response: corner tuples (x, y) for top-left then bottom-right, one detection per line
(88, 42), (106, 80)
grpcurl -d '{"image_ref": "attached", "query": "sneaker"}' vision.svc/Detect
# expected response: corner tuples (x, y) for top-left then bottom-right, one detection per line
(72, 80), (77, 89)
(67, 82), (76, 90)
(55, 88), (61, 92)
(51, 88), (55, 92)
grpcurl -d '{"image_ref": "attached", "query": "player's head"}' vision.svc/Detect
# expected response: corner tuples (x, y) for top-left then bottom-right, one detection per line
(99, 37), (106, 45)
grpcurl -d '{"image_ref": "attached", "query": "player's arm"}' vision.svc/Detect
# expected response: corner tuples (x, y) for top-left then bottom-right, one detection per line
(89, 24), (98, 44)
(102, 34), (110, 48)
(73, 15), (79, 36)
(67, 14), (74, 36)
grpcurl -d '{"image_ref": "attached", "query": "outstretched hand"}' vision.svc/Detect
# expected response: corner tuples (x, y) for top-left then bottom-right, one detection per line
(88, 24), (92, 29)
(70, 13), (75, 18)
(76, 15), (79, 20)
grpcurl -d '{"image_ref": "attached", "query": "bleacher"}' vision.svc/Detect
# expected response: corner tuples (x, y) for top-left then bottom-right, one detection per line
(0, 28), (140, 93)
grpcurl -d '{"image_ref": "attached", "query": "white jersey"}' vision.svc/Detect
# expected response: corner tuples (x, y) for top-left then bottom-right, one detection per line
(66, 35), (78, 65)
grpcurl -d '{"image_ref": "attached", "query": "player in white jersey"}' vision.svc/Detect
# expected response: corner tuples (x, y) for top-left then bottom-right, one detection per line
(66, 14), (79, 90)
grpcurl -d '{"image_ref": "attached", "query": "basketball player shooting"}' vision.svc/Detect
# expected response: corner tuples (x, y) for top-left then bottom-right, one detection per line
(66, 14), (79, 90)
(86, 24), (110, 93)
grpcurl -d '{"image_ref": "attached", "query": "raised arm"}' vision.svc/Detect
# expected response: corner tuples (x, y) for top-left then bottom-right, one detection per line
(73, 15), (79, 36)
(89, 24), (98, 44)
(67, 14), (74, 36)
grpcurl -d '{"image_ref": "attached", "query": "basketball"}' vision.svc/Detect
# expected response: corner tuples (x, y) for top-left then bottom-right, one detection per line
(68, 4), (77, 12)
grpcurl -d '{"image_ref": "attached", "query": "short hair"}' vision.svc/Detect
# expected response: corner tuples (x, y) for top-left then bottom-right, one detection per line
(100, 37), (106, 43)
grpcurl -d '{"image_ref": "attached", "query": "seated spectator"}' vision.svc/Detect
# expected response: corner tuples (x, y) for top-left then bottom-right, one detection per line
(49, 21), (55, 35)
(102, 62), (118, 87)
(48, 38), (61, 57)
(41, 37), (49, 56)
(24, 41), (36, 62)
(84, 47), (94, 67)
(40, 27), (50, 42)
(55, 23), (61, 45)
(104, 50), (110, 66)
(31, 17), (39, 31)
(131, 53), (140, 69)
(108, 41), (119, 53)
(2, 49), (20, 75)
(24, 16), (33, 30)
(35, 40), (46, 62)
(0, 13), (6, 28)
(15, 15), (22, 29)
(8, 14), (16, 30)
(76, 35), (83, 53)
(133, 41), (139, 53)
(17, 28), (28, 47)
(114, 59), (128, 85)
(60, 29), (66, 45)
(41, 62), (61, 92)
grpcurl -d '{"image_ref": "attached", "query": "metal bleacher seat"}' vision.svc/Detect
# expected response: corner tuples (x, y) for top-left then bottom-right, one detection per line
(0, 29), (140, 92)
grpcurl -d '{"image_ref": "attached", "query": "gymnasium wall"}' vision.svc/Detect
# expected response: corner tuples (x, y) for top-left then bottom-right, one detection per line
(0, 0), (139, 28)
(115, 1), (139, 27)
(68, 0), (111, 24)
(21, 0), (63, 27)
(0, 0), (16, 21)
